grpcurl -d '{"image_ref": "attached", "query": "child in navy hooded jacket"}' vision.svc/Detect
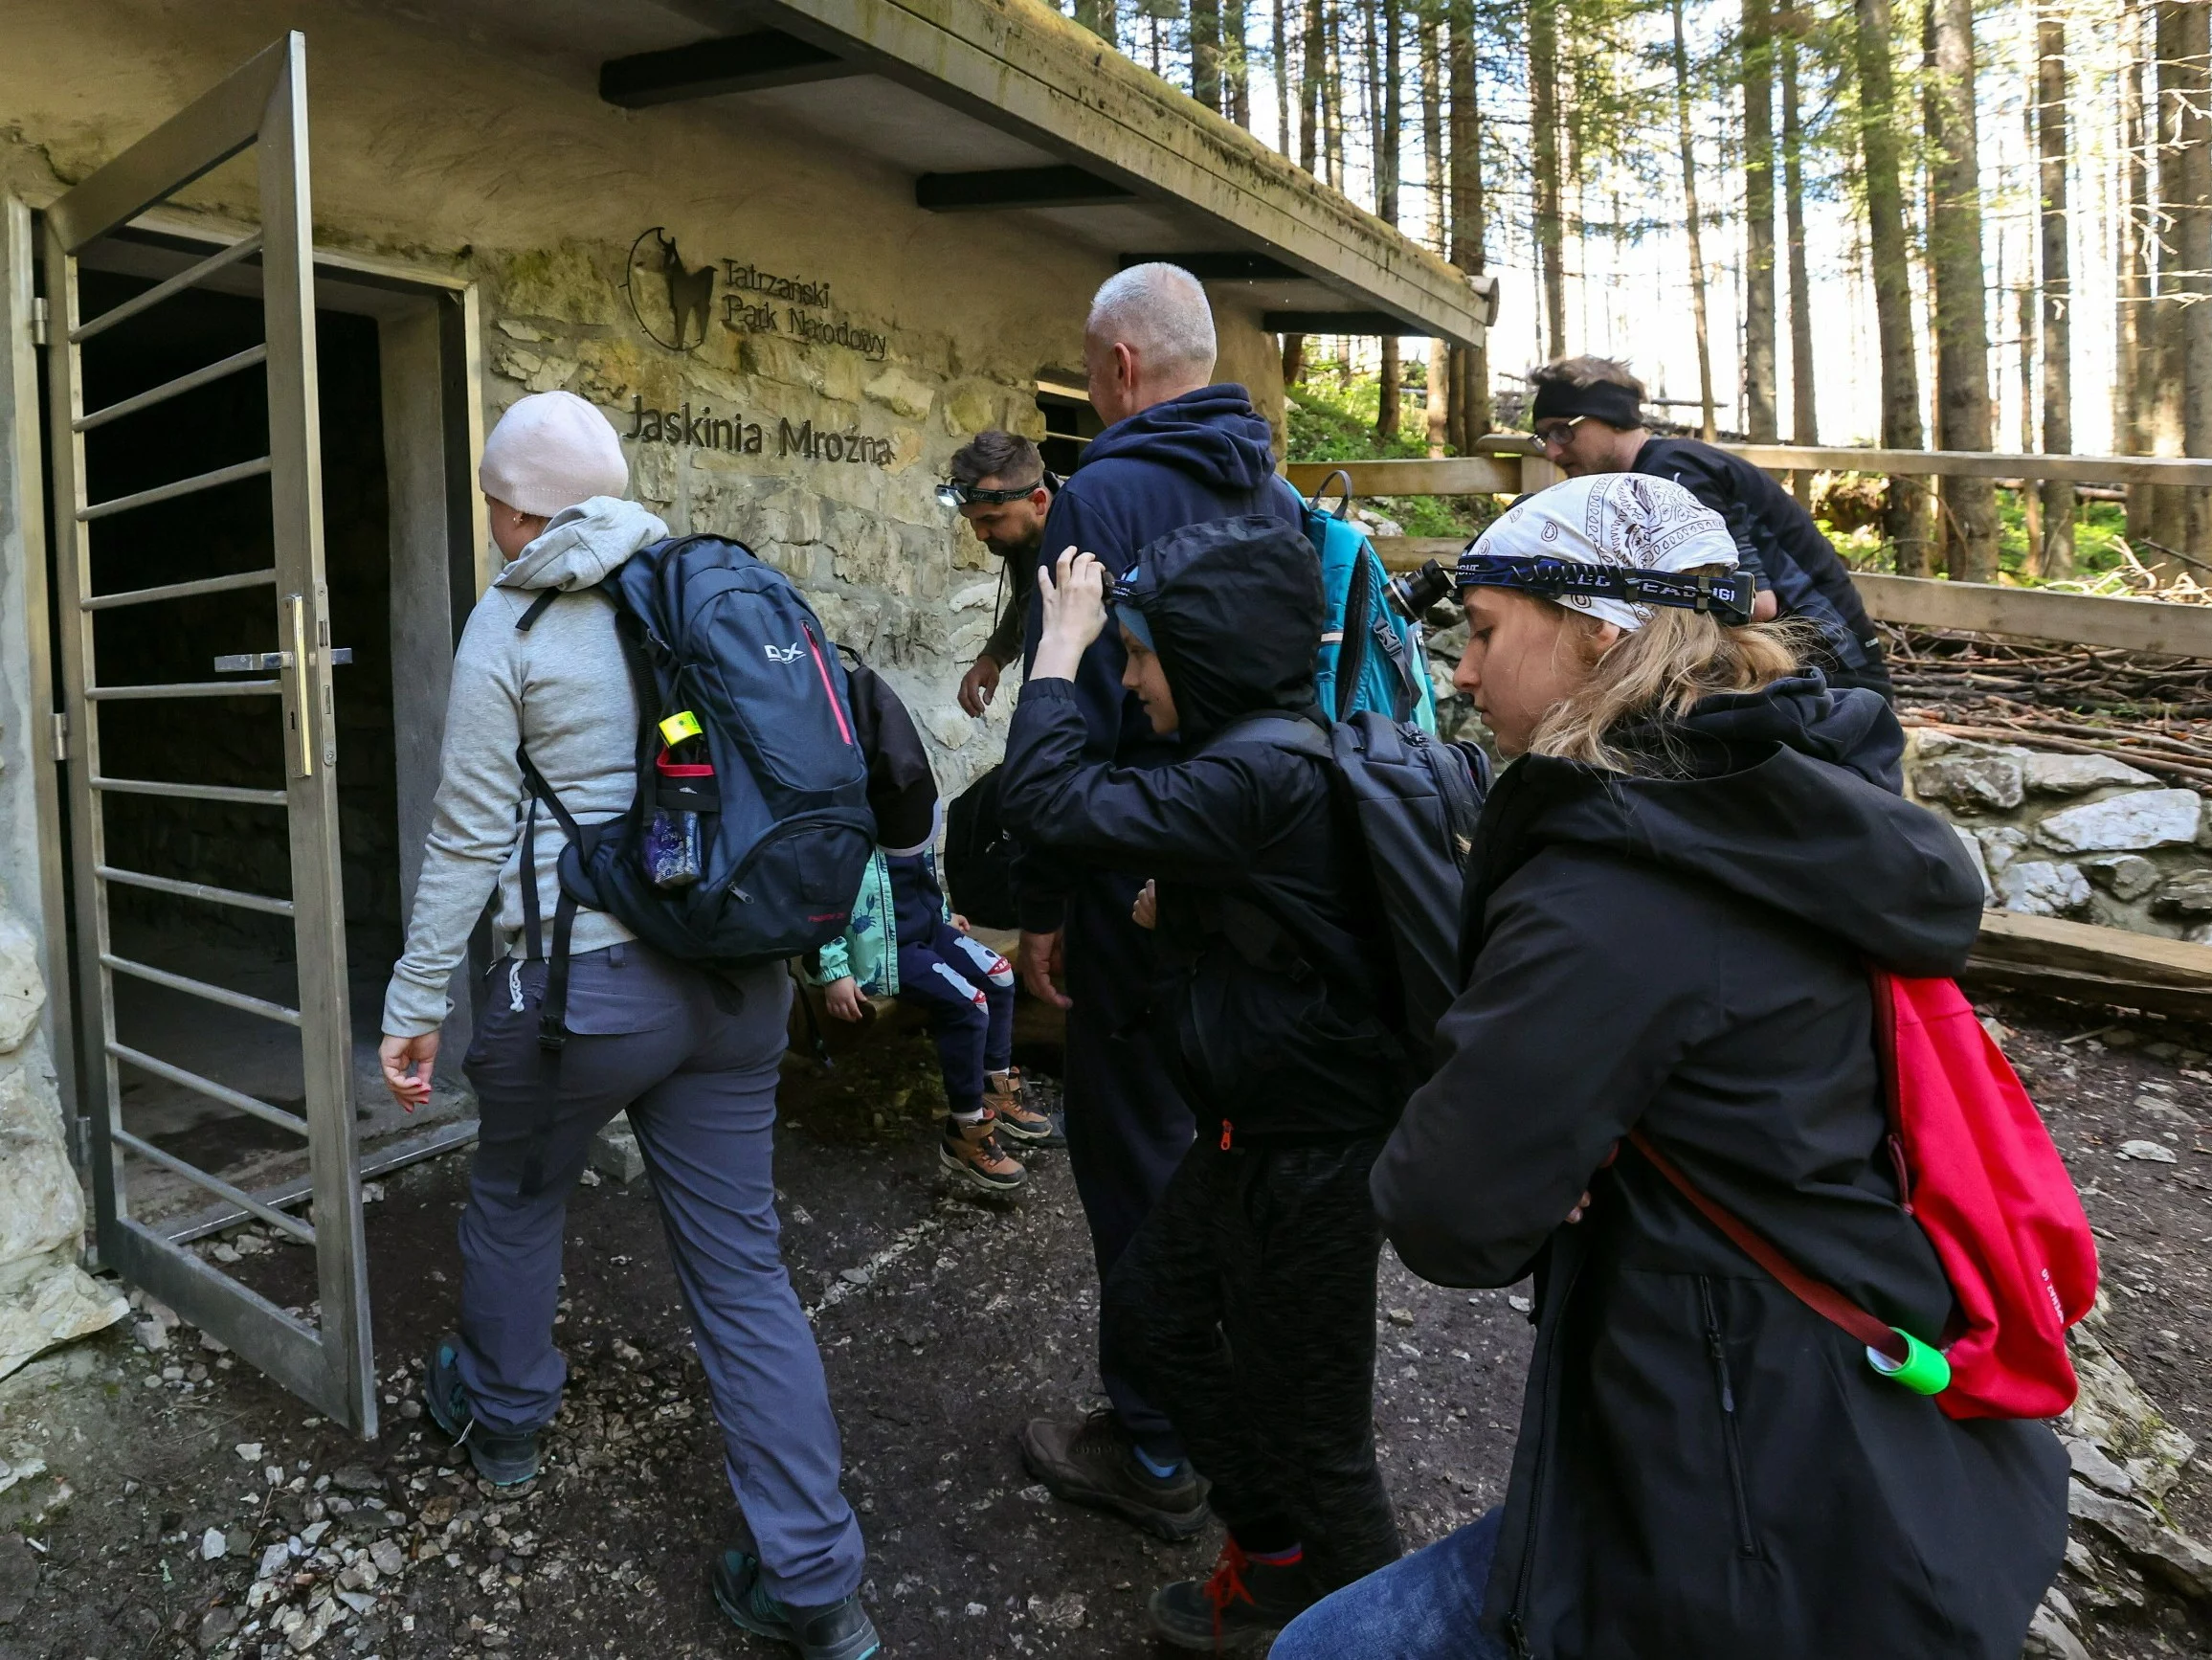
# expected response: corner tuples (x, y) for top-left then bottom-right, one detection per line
(1000, 523), (1408, 1649)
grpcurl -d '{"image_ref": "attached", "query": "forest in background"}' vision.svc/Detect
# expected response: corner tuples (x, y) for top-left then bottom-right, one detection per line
(1055, 0), (2212, 588)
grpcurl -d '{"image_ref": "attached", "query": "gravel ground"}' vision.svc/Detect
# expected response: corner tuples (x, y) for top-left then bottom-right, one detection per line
(0, 997), (2205, 1659)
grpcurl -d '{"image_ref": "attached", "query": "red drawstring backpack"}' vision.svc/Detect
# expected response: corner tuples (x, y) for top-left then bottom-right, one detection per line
(1632, 968), (2099, 1421)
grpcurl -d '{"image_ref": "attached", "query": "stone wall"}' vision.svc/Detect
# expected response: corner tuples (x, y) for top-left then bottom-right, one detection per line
(0, 893), (124, 1380)
(1905, 730), (2212, 937)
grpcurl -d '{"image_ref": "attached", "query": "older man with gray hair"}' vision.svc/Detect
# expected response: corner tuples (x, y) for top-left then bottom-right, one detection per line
(1009, 261), (1306, 1545)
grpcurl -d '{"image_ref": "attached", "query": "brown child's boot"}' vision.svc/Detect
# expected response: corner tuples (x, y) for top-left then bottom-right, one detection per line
(984, 1067), (1064, 1148)
(939, 1110), (1027, 1195)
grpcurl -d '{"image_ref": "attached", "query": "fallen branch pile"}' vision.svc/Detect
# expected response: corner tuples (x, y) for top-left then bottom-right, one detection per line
(1886, 624), (2212, 794)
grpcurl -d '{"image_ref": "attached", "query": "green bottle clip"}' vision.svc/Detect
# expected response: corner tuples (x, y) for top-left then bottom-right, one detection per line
(1866, 1329), (1952, 1396)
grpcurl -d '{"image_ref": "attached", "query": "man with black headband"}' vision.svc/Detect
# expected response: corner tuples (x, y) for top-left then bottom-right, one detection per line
(944, 430), (1058, 718)
(1525, 355), (1891, 698)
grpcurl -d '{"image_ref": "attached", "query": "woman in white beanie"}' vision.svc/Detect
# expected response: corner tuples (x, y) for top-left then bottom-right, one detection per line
(377, 392), (879, 1660)
(1272, 473), (2066, 1660)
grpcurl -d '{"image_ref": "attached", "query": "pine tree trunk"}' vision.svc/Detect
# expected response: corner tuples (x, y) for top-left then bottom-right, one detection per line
(1325, 0), (1347, 191)
(2116, 0), (2147, 460)
(2020, 283), (2043, 559)
(1927, 0), (1998, 581)
(1741, 0), (1780, 440)
(1858, 0), (1929, 571)
(1781, 6), (1817, 468)
(2140, 2), (2191, 560)
(1448, 0), (1489, 443)
(1421, 5), (1448, 454)
(1301, 0), (1324, 173)
(1275, 0), (1293, 154)
(1377, 0), (1404, 438)
(1076, 0), (1119, 48)
(2173, 3), (2212, 559)
(2036, 9), (2075, 577)
(1529, 0), (1566, 356)
(1672, 0), (1719, 440)
(1193, 0), (1224, 110)
(1228, 0), (1251, 126)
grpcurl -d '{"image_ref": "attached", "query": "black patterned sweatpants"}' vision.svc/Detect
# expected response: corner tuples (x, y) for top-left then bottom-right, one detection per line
(1101, 1132), (1403, 1592)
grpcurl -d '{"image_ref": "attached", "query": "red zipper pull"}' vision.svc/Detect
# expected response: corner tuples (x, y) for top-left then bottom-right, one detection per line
(1219, 1120), (1233, 1151)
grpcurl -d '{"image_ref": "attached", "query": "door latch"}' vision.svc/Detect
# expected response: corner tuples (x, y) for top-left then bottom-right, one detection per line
(212, 649), (353, 672)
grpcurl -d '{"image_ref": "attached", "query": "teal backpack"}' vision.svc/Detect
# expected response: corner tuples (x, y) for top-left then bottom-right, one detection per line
(1297, 470), (1440, 731)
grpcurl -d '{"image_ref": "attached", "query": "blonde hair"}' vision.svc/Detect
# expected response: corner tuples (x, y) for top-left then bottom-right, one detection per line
(1523, 584), (1807, 774)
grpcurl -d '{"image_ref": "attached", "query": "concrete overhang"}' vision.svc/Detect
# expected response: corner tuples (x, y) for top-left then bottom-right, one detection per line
(588, 0), (1496, 345)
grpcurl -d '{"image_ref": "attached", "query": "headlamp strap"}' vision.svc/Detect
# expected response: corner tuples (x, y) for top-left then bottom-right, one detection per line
(1455, 554), (1755, 626)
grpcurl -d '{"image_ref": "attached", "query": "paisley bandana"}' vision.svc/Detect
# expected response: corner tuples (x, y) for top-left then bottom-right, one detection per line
(1457, 473), (1744, 631)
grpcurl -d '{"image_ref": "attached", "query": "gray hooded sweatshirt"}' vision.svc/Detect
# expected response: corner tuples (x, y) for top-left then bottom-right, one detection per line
(381, 497), (668, 1038)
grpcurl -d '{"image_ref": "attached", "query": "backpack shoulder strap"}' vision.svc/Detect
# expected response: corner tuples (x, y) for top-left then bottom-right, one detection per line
(515, 588), (563, 632)
(1625, 1127), (1908, 1366)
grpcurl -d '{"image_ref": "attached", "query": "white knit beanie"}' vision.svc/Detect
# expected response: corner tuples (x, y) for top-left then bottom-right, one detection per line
(479, 392), (630, 516)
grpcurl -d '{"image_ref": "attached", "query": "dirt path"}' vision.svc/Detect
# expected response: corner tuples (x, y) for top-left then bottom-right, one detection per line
(0, 999), (2205, 1659)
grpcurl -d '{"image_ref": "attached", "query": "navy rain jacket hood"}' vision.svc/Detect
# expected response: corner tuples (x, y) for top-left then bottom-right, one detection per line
(1117, 514), (1321, 744)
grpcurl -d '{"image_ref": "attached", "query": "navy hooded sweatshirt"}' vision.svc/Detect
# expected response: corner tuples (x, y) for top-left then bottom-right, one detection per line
(1013, 383), (1302, 931)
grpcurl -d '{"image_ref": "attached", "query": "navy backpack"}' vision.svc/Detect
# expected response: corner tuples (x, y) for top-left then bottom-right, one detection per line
(513, 533), (875, 1048)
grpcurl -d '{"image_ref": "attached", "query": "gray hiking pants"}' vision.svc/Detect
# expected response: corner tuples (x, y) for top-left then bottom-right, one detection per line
(457, 943), (863, 1605)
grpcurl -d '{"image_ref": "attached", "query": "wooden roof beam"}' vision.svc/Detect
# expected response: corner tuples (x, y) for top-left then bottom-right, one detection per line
(599, 30), (856, 107)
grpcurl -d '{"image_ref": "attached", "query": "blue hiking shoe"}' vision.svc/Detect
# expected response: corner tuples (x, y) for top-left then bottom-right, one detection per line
(713, 1549), (881, 1660)
(423, 1333), (542, 1487)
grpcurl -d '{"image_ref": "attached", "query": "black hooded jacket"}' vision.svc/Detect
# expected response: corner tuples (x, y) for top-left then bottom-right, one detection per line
(998, 517), (1403, 1141)
(1374, 676), (2067, 1659)
(1011, 384), (1302, 931)
(1632, 437), (1890, 695)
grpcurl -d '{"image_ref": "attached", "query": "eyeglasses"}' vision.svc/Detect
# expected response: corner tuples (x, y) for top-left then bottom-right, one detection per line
(1531, 416), (1588, 451)
(935, 474), (1053, 509)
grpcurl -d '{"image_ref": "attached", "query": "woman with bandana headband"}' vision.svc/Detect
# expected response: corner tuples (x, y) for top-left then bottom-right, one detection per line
(1273, 474), (2067, 1660)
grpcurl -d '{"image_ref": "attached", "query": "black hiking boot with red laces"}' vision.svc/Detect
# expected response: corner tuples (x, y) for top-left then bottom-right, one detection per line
(1148, 1538), (1318, 1651)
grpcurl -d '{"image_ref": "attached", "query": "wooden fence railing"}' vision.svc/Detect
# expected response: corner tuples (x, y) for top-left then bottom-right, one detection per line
(1283, 447), (2212, 660)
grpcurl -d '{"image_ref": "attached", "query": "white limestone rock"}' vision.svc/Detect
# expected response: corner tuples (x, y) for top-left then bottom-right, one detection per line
(2080, 854), (2161, 902)
(2034, 789), (2204, 854)
(2022, 752), (2160, 796)
(2065, 1306), (2196, 1501)
(1998, 860), (2090, 917)
(1912, 754), (2023, 812)
(1953, 827), (1995, 907)
(1977, 826), (2030, 875)
(0, 1259), (127, 1380)
(0, 909), (43, 1054)
(2151, 869), (2212, 918)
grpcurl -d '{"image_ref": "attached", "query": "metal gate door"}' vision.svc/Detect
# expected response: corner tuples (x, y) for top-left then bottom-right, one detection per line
(43, 33), (375, 1435)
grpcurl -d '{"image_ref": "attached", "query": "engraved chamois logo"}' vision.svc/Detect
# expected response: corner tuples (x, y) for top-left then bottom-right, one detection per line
(623, 227), (714, 353)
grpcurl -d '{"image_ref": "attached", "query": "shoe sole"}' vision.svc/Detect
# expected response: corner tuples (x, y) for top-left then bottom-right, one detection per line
(1146, 1604), (1284, 1654)
(937, 1145), (1026, 1195)
(1017, 1439), (1212, 1543)
(989, 1117), (1064, 1147)
(712, 1579), (882, 1660)
(424, 1339), (539, 1487)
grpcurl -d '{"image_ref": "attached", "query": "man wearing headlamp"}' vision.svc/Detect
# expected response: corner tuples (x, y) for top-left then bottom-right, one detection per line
(940, 431), (1059, 718)
(1524, 355), (1892, 699)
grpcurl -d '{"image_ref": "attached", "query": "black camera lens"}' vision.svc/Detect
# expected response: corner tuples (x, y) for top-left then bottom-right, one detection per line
(1384, 559), (1454, 621)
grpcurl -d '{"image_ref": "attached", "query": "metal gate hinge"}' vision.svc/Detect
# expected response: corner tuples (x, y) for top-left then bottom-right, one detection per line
(29, 298), (48, 348)
(51, 711), (66, 763)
